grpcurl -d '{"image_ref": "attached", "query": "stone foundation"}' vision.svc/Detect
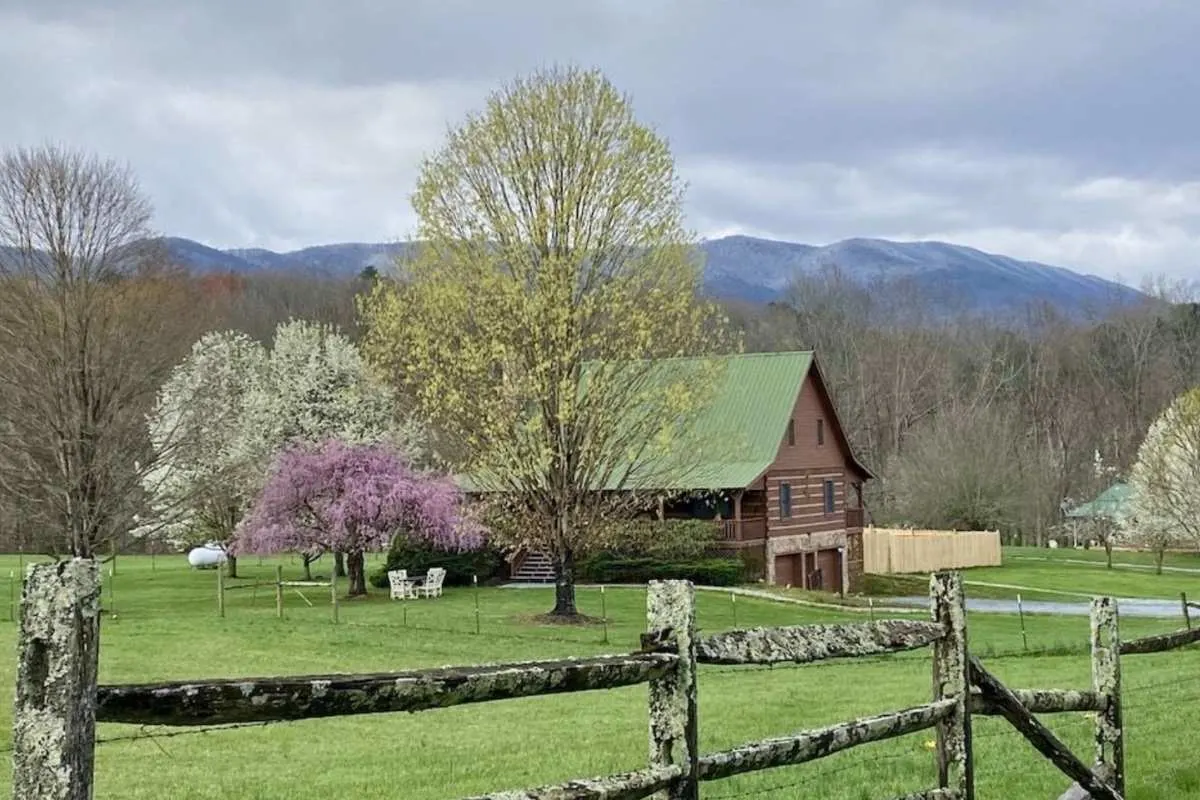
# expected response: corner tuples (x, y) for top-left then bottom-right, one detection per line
(765, 530), (850, 593)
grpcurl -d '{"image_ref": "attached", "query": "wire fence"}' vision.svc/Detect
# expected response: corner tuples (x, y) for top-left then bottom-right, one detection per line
(699, 671), (1200, 798)
(5, 653), (1180, 799)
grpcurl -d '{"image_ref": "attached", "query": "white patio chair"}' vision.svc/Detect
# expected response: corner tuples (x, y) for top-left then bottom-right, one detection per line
(420, 567), (446, 599)
(388, 569), (416, 600)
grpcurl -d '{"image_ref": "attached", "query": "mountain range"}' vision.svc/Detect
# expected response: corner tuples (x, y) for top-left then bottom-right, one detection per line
(160, 234), (1143, 317)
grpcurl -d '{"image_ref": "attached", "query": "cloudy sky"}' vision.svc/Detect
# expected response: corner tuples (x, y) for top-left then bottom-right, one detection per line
(3, 1), (1198, 283)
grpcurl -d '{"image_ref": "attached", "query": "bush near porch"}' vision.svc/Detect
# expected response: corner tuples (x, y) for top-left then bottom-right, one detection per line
(370, 538), (506, 588)
(578, 517), (744, 586)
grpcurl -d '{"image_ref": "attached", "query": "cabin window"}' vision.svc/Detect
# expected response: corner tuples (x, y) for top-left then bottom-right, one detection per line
(780, 483), (792, 519)
(817, 418), (825, 445)
(823, 479), (835, 513)
(787, 418), (795, 446)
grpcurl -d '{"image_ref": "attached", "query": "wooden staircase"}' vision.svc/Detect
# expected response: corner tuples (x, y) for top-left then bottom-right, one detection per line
(509, 550), (556, 583)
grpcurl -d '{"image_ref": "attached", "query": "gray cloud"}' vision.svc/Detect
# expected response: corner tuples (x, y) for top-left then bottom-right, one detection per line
(2, 0), (1199, 282)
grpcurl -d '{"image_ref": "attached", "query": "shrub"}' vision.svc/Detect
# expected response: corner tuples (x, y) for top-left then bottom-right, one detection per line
(601, 517), (721, 560)
(736, 547), (766, 582)
(578, 552), (744, 586)
(370, 537), (505, 589)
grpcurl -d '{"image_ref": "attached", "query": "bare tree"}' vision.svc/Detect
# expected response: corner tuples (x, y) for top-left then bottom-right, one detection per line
(0, 144), (202, 558)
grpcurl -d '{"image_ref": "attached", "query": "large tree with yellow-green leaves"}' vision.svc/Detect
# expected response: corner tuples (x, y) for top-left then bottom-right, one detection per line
(360, 67), (737, 617)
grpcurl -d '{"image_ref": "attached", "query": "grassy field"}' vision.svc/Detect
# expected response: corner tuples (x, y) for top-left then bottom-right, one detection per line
(866, 545), (1200, 606)
(1, 553), (1199, 798)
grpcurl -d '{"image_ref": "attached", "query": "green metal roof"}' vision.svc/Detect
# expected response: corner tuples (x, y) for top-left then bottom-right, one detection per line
(1065, 482), (1131, 520)
(647, 350), (813, 490)
(458, 350), (816, 493)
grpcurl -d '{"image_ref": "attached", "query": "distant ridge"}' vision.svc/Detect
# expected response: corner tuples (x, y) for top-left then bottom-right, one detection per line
(158, 234), (1144, 318)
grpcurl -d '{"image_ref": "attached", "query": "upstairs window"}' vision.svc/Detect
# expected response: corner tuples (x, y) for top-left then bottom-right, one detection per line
(787, 418), (796, 446)
(780, 483), (793, 519)
(817, 418), (825, 445)
(823, 479), (835, 513)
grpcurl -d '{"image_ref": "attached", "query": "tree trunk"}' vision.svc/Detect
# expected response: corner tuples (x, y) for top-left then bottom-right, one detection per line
(333, 550), (346, 578)
(551, 546), (578, 617)
(347, 551), (368, 597)
(225, 553), (238, 579)
(302, 555), (314, 581)
(1156, 546), (1165, 575)
(1104, 540), (1114, 569)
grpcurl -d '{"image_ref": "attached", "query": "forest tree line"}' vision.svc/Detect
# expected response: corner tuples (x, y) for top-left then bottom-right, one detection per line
(729, 266), (1200, 543)
(2, 255), (1196, 553)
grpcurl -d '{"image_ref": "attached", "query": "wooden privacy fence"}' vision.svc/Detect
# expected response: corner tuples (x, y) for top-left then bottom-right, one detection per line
(863, 527), (1003, 574)
(14, 562), (1200, 799)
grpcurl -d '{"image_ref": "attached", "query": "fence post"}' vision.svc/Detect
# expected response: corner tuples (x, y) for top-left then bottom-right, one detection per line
(931, 571), (974, 799)
(217, 564), (225, 618)
(331, 568), (339, 624)
(275, 565), (284, 619)
(646, 580), (698, 800)
(1017, 593), (1028, 652)
(1181, 592), (1190, 630)
(12, 559), (101, 800)
(1091, 597), (1124, 794)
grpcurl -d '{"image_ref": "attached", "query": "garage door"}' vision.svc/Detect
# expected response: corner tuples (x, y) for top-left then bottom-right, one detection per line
(773, 553), (799, 587)
(815, 549), (842, 594)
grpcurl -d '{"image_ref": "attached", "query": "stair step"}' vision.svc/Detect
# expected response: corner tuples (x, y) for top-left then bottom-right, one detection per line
(510, 549), (557, 582)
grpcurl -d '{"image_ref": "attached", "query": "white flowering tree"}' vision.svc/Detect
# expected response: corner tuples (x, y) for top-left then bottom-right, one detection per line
(1123, 388), (1200, 573)
(237, 319), (423, 466)
(140, 320), (422, 577)
(137, 331), (267, 576)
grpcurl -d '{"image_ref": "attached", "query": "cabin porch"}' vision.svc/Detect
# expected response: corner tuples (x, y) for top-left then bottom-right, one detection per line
(656, 489), (769, 544)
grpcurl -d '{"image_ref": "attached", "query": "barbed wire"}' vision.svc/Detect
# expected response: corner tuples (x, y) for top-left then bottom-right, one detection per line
(95, 720), (287, 750)
(704, 747), (925, 799)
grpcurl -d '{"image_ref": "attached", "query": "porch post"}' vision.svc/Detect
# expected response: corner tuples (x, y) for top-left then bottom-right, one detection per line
(839, 545), (848, 598)
(733, 490), (744, 541)
(656, 495), (665, 521)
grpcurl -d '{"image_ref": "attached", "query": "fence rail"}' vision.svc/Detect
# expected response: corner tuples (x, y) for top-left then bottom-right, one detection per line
(14, 560), (1200, 799)
(95, 653), (678, 726)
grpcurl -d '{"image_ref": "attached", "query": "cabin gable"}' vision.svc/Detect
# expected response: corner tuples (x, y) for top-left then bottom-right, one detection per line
(760, 359), (869, 594)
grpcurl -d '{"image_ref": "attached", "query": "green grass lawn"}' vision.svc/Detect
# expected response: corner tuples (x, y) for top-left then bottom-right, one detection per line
(865, 545), (1200, 606)
(1, 554), (1198, 798)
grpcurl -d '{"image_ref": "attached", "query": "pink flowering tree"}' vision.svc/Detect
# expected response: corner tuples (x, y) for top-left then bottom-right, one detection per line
(233, 439), (484, 596)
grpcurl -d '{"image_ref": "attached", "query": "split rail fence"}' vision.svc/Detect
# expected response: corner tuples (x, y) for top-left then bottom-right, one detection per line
(13, 560), (1200, 799)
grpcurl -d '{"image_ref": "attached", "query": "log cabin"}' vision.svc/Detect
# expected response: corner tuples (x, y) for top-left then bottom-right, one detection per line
(466, 351), (874, 593)
(644, 351), (872, 593)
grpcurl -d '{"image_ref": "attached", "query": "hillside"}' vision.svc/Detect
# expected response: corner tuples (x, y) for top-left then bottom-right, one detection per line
(157, 234), (1145, 317)
(701, 236), (1143, 316)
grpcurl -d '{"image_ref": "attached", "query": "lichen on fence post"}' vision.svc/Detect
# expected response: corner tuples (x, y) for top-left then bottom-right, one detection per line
(1091, 596), (1124, 795)
(12, 558), (101, 800)
(645, 580), (697, 800)
(930, 570), (974, 799)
